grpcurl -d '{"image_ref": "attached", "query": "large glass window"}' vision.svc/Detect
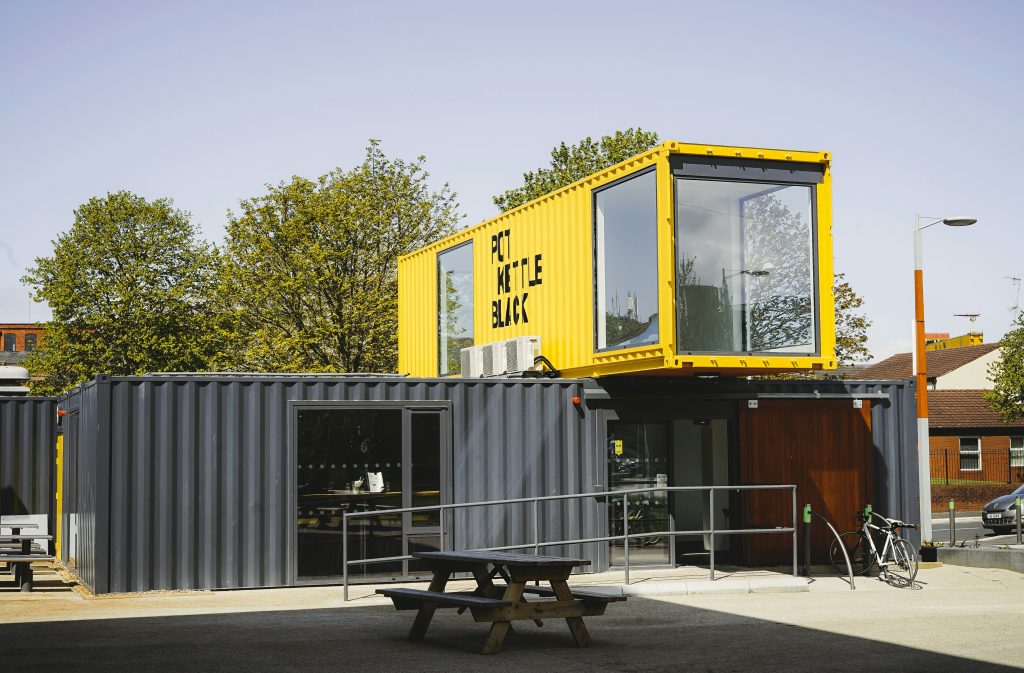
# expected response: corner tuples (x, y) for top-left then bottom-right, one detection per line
(296, 406), (445, 581)
(2, 334), (14, 352)
(675, 179), (816, 354)
(24, 333), (37, 352)
(437, 243), (474, 375)
(594, 170), (659, 351)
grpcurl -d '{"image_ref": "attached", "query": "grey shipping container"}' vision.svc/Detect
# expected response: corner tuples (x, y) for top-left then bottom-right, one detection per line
(57, 374), (918, 595)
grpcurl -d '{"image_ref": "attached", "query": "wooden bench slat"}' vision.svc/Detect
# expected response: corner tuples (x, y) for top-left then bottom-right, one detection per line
(0, 555), (55, 562)
(376, 588), (511, 610)
(506, 584), (626, 602)
(0, 535), (53, 541)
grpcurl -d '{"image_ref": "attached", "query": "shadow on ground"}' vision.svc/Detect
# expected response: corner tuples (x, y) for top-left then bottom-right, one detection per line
(0, 595), (1015, 673)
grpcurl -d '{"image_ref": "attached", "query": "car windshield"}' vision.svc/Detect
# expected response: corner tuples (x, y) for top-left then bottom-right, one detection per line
(1013, 484), (1024, 496)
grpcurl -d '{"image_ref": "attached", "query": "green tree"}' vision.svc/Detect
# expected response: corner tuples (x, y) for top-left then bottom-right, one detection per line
(833, 272), (872, 367)
(986, 313), (1024, 423)
(492, 128), (660, 212)
(217, 140), (461, 373)
(22, 191), (221, 394)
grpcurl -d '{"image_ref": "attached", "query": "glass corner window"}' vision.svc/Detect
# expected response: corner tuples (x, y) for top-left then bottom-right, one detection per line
(675, 178), (817, 355)
(594, 169), (659, 351)
(437, 242), (474, 375)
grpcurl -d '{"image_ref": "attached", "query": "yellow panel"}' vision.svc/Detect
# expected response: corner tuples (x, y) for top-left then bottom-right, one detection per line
(399, 141), (836, 378)
(55, 433), (63, 559)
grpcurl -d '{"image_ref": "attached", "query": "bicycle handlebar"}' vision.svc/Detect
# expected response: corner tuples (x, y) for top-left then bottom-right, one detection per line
(856, 511), (919, 531)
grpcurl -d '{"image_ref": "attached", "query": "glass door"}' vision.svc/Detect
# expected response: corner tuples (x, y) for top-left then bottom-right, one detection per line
(607, 421), (670, 566)
(295, 405), (448, 582)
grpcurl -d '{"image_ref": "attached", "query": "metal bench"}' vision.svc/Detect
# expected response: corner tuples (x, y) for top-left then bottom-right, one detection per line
(0, 532), (54, 591)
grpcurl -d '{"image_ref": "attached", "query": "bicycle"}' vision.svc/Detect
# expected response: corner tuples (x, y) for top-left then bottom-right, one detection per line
(610, 494), (666, 546)
(829, 509), (919, 587)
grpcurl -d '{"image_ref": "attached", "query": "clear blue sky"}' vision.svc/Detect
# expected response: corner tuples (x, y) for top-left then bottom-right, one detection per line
(2, 1), (1021, 360)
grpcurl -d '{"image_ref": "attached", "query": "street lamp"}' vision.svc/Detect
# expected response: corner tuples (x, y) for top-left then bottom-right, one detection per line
(914, 214), (977, 542)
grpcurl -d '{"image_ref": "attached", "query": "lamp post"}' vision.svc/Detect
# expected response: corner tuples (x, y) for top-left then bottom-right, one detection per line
(914, 214), (977, 542)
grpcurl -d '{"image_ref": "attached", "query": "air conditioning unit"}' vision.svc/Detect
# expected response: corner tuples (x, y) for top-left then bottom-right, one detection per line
(482, 342), (507, 377)
(460, 346), (484, 378)
(506, 336), (541, 374)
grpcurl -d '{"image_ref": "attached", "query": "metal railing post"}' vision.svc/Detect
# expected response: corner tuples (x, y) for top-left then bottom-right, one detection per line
(343, 514), (349, 602)
(623, 495), (630, 586)
(792, 488), (798, 578)
(709, 488), (715, 581)
(440, 504), (446, 551)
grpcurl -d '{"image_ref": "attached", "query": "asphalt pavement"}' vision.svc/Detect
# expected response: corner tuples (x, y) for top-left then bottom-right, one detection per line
(2, 564), (1023, 672)
(932, 511), (1024, 547)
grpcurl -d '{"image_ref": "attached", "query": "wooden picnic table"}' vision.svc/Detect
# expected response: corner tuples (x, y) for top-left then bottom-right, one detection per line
(376, 550), (624, 654)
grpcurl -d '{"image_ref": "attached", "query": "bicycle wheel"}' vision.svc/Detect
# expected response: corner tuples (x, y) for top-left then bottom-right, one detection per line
(829, 531), (876, 575)
(883, 537), (918, 587)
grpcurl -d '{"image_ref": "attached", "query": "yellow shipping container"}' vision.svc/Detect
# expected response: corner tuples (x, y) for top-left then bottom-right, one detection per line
(399, 141), (835, 378)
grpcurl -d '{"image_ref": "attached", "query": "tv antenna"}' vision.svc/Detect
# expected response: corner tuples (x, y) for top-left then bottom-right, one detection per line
(1008, 276), (1021, 312)
(954, 313), (981, 334)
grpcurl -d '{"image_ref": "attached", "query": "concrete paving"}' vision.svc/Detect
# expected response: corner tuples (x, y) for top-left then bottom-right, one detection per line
(1, 563), (1022, 672)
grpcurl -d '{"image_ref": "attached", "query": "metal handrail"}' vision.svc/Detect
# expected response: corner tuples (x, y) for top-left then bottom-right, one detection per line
(340, 484), (798, 601)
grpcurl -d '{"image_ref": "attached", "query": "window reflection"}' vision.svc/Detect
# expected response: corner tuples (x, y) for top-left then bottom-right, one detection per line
(608, 421), (670, 567)
(594, 170), (659, 351)
(297, 409), (403, 579)
(675, 179), (816, 354)
(437, 242), (474, 375)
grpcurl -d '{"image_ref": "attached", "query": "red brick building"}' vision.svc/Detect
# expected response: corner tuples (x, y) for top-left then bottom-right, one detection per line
(856, 346), (1023, 509)
(929, 389), (1024, 477)
(0, 323), (45, 354)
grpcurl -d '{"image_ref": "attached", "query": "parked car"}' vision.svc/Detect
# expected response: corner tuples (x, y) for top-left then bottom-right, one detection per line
(981, 484), (1024, 533)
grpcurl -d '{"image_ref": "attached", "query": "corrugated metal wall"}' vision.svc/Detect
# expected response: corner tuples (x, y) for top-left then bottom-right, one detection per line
(64, 375), (599, 594)
(60, 374), (916, 595)
(0, 397), (57, 530)
(61, 381), (103, 593)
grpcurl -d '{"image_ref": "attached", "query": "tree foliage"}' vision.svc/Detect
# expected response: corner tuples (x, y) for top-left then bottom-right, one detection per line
(21, 192), (221, 394)
(833, 272), (872, 367)
(985, 312), (1024, 423)
(217, 141), (461, 373)
(492, 128), (660, 212)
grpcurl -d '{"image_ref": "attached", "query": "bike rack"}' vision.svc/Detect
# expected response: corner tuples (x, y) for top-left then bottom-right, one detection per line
(805, 509), (856, 591)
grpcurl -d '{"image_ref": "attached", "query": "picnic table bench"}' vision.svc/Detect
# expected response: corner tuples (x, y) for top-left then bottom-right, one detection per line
(376, 550), (625, 654)
(0, 522), (54, 591)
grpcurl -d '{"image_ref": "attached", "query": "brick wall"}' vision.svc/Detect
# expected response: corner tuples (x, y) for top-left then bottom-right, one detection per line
(932, 484), (1014, 510)
(0, 324), (45, 352)
(931, 436), (1024, 485)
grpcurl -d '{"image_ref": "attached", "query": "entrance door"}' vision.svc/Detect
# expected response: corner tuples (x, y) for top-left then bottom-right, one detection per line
(672, 418), (731, 562)
(295, 405), (448, 581)
(607, 421), (670, 566)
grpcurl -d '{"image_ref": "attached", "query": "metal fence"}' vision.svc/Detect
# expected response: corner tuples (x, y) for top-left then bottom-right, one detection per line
(342, 484), (798, 601)
(931, 448), (1024, 485)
